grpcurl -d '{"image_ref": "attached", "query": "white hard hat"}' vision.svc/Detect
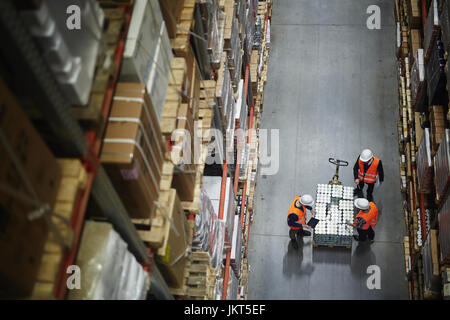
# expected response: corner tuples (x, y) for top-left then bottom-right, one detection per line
(360, 149), (373, 162)
(354, 198), (370, 210)
(300, 194), (314, 207)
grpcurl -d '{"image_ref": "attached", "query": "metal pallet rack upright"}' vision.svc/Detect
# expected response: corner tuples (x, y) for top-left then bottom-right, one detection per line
(219, 0), (271, 299)
(0, 0), (172, 300)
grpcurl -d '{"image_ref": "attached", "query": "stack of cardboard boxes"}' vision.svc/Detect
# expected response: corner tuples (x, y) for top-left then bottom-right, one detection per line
(430, 105), (446, 154)
(0, 79), (61, 298)
(101, 83), (167, 220)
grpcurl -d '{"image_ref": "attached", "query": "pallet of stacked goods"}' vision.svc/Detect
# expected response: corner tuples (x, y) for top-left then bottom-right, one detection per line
(424, 0), (440, 60)
(395, 0), (423, 298)
(426, 33), (447, 109)
(67, 221), (149, 299)
(216, 51), (236, 131)
(407, 0), (422, 30)
(412, 49), (427, 112)
(31, 159), (87, 299)
(0, 80), (62, 299)
(20, 0), (105, 108)
(440, 0), (450, 55)
(224, 1), (243, 92)
(422, 229), (441, 299)
(440, 182), (450, 265)
(434, 130), (450, 202)
(71, 7), (126, 128)
(171, 190), (224, 298)
(417, 128), (434, 193)
(429, 105), (447, 155)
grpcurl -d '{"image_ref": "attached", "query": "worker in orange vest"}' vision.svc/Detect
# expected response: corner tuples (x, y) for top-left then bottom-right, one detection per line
(347, 198), (379, 243)
(353, 149), (384, 202)
(287, 194), (315, 249)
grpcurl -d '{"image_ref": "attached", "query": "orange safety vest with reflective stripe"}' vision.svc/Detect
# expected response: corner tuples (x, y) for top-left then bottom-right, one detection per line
(354, 202), (378, 230)
(358, 157), (380, 183)
(287, 196), (307, 230)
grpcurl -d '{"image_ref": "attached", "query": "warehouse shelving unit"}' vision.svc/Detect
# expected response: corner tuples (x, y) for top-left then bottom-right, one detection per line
(0, 0), (272, 300)
(395, 0), (450, 300)
(0, 0), (172, 300)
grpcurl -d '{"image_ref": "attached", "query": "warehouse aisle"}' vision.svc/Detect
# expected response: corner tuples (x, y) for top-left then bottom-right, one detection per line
(248, 0), (408, 299)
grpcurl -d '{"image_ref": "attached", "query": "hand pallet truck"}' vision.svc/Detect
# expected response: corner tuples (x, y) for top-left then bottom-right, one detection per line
(328, 158), (349, 185)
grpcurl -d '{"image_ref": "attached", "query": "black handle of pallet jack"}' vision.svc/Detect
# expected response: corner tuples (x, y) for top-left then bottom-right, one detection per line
(329, 158), (349, 166)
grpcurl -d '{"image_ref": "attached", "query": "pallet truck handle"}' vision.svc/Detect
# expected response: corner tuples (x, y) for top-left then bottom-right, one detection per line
(329, 158), (348, 167)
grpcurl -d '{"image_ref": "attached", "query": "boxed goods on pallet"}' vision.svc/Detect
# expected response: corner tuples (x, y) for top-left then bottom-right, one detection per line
(417, 128), (434, 192)
(100, 83), (167, 219)
(203, 176), (235, 246)
(411, 49), (425, 108)
(216, 52), (236, 131)
(407, 0), (421, 29)
(121, 0), (173, 120)
(243, 0), (255, 57)
(421, 229), (441, 297)
(156, 191), (191, 289)
(441, 0), (450, 50)
(20, 0), (104, 105)
(226, 5), (243, 91)
(235, 79), (248, 131)
(31, 159), (87, 300)
(171, 104), (197, 202)
(230, 215), (242, 277)
(0, 80), (62, 298)
(426, 37), (446, 106)
(158, 0), (185, 39)
(253, 16), (263, 50)
(409, 29), (421, 63)
(430, 105), (446, 153)
(440, 190), (450, 263)
(434, 130), (450, 200)
(193, 190), (225, 269)
(313, 185), (354, 247)
(198, 0), (226, 69)
(424, 0), (440, 59)
(68, 221), (148, 300)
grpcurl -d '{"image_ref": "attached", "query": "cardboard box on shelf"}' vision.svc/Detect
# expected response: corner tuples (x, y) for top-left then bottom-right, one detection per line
(0, 79), (61, 298)
(156, 189), (190, 289)
(101, 83), (167, 219)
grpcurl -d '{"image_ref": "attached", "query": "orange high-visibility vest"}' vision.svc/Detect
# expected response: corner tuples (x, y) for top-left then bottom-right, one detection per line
(358, 157), (380, 183)
(354, 202), (378, 230)
(287, 196), (306, 230)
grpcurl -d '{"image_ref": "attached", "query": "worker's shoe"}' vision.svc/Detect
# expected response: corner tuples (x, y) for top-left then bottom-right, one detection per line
(368, 239), (375, 244)
(367, 194), (374, 202)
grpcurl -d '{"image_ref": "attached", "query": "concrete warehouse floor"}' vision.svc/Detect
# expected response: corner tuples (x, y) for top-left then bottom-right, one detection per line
(248, 0), (408, 299)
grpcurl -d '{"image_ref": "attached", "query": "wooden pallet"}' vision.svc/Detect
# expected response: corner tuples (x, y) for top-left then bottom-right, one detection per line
(313, 243), (352, 249)
(171, 0), (197, 57)
(71, 8), (125, 128)
(31, 159), (88, 300)
(171, 251), (217, 299)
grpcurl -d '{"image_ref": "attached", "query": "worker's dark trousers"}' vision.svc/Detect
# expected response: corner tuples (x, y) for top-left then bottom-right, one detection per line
(357, 226), (375, 241)
(289, 228), (310, 240)
(357, 181), (375, 198)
